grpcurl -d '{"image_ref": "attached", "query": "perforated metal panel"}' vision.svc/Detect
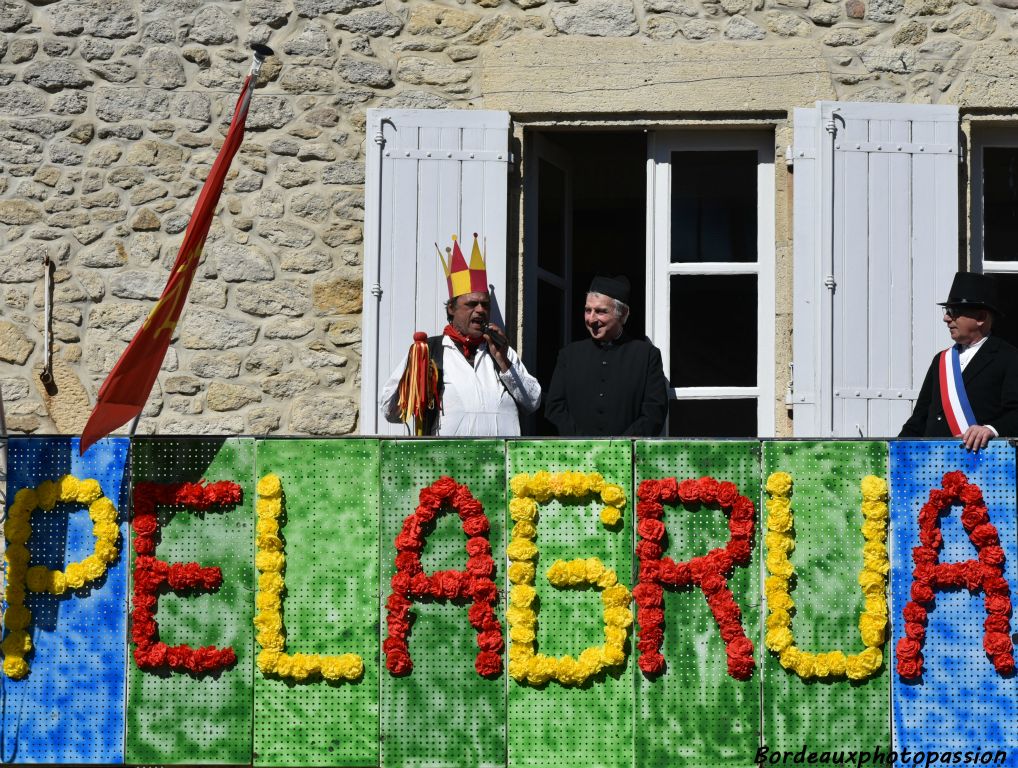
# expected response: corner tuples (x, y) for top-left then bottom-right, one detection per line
(126, 438), (254, 765)
(633, 440), (760, 768)
(890, 440), (1018, 764)
(379, 439), (506, 768)
(253, 439), (379, 766)
(2, 436), (129, 764)
(506, 440), (632, 768)
(761, 441), (890, 752)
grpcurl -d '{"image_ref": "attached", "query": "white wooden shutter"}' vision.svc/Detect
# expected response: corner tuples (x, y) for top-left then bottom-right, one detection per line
(361, 108), (510, 435)
(792, 101), (959, 437)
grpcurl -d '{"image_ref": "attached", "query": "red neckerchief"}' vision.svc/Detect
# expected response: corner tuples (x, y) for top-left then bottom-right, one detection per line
(443, 324), (482, 359)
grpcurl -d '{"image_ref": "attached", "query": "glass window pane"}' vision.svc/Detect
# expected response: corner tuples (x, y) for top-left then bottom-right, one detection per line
(538, 159), (565, 274)
(669, 399), (757, 438)
(670, 274), (756, 386)
(983, 147), (1018, 263)
(671, 150), (757, 263)
(987, 272), (1018, 349)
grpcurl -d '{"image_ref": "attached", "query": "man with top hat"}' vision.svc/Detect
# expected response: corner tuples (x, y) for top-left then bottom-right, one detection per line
(544, 275), (669, 436)
(900, 271), (1018, 449)
(380, 234), (541, 436)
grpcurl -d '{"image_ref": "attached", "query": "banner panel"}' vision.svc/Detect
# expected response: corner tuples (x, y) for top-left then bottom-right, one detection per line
(633, 441), (760, 768)
(761, 441), (890, 753)
(506, 440), (633, 768)
(126, 438), (254, 764)
(379, 440), (506, 768)
(2, 437), (129, 764)
(253, 439), (379, 767)
(890, 440), (1018, 766)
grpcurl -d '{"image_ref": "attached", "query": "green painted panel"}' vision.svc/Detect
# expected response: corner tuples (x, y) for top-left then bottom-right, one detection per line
(761, 441), (890, 752)
(506, 440), (633, 768)
(379, 440), (507, 768)
(126, 438), (255, 765)
(253, 439), (379, 767)
(633, 441), (760, 768)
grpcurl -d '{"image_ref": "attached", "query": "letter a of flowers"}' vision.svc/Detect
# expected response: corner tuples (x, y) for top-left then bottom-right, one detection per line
(896, 470), (1014, 679)
(507, 471), (632, 686)
(764, 472), (889, 681)
(383, 476), (503, 678)
(3, 475), (120, 679)
(253, 474), (363, 682)
(131, 480), (240, 675)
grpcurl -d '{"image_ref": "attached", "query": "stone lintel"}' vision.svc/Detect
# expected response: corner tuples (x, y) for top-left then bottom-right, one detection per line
(481, 39), (835, 116)
(951, 43), (1018, 110)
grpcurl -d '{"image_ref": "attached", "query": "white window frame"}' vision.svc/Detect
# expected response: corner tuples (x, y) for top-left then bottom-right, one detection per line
(971, 125), (1018, 274)
(648, 130), (776, 436)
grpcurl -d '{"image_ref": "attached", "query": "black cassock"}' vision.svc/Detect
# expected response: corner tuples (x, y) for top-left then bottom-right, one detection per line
(544, 333), (669, 437)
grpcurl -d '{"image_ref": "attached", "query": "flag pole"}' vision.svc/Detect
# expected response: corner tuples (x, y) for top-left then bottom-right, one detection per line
(79, 43), (274, 455)
(124, 44), (271, 444)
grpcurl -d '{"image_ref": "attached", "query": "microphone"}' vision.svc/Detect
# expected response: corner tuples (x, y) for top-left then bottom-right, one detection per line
(484, 324), (508, 349)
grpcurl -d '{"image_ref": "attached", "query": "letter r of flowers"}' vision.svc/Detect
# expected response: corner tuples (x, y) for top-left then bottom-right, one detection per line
(634, 477), (756, 680)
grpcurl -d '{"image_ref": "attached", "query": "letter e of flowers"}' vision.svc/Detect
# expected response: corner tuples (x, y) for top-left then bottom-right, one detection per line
(131, 480), (241, 675)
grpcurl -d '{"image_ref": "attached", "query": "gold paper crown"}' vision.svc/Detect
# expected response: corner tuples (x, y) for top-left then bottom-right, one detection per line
(437, 233), (488, 299)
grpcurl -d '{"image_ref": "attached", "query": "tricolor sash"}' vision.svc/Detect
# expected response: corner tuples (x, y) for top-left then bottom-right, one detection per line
(938, 346), (977, 436)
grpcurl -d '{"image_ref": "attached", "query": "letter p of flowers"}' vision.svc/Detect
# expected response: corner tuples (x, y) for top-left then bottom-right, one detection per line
(383, 476), (503, 678)
(131, 481), (240, 675)
(507, 471), (632, 687)
(3, 475), (120, 679)
(634, 477), (756, 680)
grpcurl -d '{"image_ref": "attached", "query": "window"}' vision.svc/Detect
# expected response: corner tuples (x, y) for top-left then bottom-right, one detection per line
(649, 131), (776, 437)
(971, 128), (1018, 348)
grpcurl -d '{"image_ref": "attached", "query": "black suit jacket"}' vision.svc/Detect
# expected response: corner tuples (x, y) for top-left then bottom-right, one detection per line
(544, 333), (669, 437)
(899, 335), (1018, 438)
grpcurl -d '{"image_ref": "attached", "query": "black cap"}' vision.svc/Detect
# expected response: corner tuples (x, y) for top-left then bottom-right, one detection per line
(938, 272), (1001, 315)
(588, 275), (631, 305)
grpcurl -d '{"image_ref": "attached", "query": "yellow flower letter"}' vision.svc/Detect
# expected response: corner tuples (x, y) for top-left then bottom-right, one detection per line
(253, 474), (363, 683)
(507, 471), (632, 687)
(763, 472), (888, 681)
(3, 476), (120, 679)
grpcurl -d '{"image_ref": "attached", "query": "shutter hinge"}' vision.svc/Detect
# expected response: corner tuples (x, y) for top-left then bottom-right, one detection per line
(370, 283), (382, 300)
(823, 275), (836, 292)
(785, 145), (793, 168)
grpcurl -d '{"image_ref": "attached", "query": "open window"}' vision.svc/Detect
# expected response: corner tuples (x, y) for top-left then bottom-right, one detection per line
(970, 126), (1018, 348)
(649, 131), (776, 437)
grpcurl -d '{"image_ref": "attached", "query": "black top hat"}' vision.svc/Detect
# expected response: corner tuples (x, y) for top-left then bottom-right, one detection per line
(588, 275), (631, 305)
(937, 272), (1001, 315)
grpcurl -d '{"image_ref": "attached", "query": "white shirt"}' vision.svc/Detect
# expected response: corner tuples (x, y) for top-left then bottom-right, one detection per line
(958, 335), (988, 371)
(957, 335), (997, 436)
(380, 335), (541, 436)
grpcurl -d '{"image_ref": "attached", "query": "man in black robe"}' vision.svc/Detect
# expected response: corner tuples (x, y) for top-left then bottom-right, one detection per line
(544, 275), (669, 436)
(900, 271), (1018, 450)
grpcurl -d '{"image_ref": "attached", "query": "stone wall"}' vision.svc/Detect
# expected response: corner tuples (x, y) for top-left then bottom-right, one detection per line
(0, 0), (1015, 437)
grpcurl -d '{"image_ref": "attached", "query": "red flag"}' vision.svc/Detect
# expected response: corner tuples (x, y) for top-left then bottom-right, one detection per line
(80, 68), (260, 454)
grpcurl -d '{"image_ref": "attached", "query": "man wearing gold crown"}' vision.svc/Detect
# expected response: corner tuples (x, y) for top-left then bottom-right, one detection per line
(380, 234), (542, 436)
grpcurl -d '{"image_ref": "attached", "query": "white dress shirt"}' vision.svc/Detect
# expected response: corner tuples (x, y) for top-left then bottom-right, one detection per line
(380, 335), (541, 436)
(958, 336), (996, 435)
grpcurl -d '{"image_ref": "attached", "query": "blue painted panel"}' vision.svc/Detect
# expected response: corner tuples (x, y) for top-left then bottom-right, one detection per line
(2, 437), (129, 764)
(890, 440), (1018, 766)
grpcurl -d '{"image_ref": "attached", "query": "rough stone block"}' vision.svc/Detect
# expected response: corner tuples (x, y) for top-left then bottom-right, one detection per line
(0, 320), (34, 364)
